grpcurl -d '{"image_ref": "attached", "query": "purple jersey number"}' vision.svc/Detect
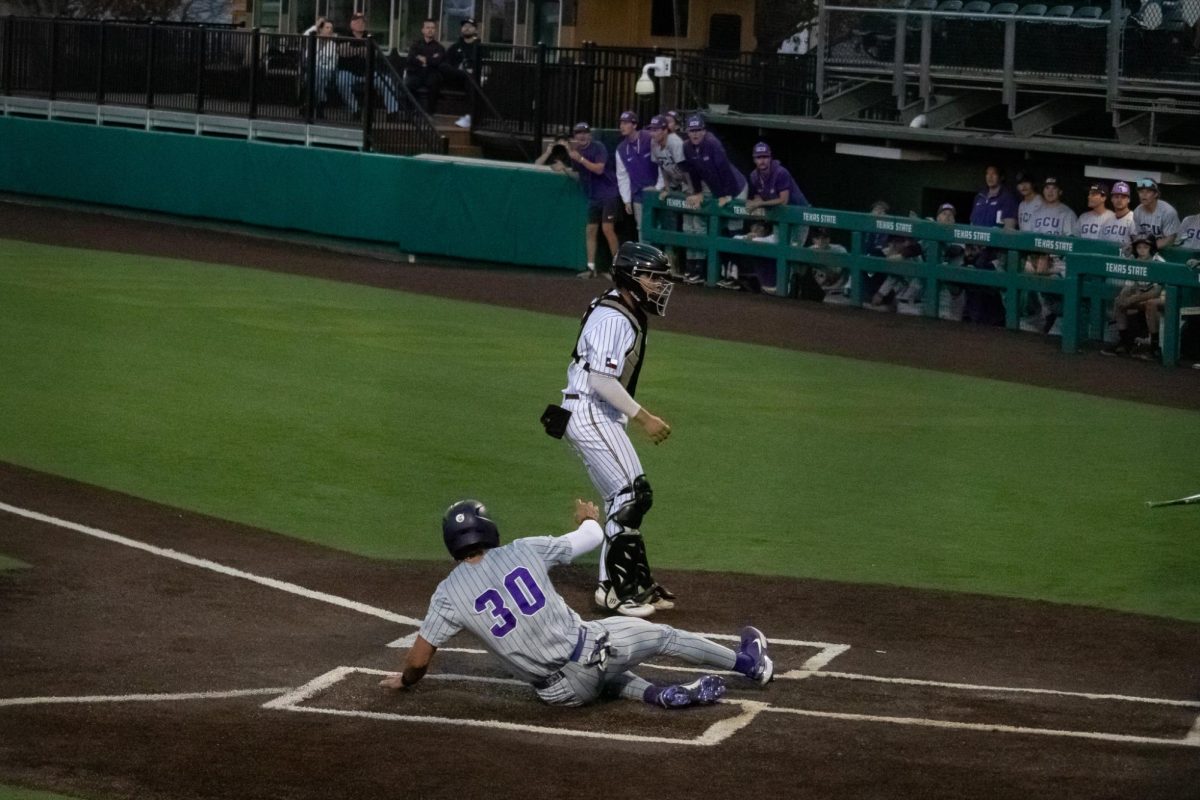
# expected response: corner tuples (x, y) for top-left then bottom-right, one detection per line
(474, 566), (547, 638)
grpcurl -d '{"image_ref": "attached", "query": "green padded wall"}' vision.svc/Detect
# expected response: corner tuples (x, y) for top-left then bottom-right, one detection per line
(0, 117), (586, 269)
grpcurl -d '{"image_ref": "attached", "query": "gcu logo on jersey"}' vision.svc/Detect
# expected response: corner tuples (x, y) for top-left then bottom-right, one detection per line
(456, 513), (466, 523)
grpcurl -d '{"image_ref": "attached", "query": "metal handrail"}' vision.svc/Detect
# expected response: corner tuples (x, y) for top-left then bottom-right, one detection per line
(0, 16), (449, 156)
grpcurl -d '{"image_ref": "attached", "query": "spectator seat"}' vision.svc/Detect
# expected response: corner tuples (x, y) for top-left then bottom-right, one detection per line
(1072, 5), (1103, 17)
(963, 0), (993, 11)
(1159, 0), (1188, 30)
(1018, 4), (1049, 15)
(1137, 0), (1164, 26)
(990, 2), (1020, 12)
(1046, 4), (1077, 16)
(936, 0), (965, 10)
(907, 0), (939, 32)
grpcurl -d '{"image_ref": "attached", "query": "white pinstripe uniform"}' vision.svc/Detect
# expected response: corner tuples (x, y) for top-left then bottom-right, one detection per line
(561, 289), (651, 586)
(418, 528), (736, 706)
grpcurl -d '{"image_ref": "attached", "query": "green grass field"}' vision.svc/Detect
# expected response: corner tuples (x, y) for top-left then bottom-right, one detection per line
(0, 787), (79, 800)
(0, 554), (28, 570)
(0, 788), (79, 800)
(2, 238), (1198, 620)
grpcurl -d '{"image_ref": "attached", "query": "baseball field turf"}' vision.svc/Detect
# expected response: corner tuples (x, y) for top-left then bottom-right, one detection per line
(2, 238), (1198, 621)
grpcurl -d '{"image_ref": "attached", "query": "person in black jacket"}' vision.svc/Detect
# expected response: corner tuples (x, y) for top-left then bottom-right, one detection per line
(442, 17), (484, 127)
(404, 18), (446, 113)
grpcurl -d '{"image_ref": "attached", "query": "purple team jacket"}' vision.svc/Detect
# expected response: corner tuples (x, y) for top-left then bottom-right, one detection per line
(683, 133), (746, 199)
(616, 131), (658, 203)
(748, 160), (808, 207)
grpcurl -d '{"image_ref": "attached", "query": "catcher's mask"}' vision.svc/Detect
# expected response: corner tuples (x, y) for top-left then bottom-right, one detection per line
(612, 241), (673, 316)
(442, 499), (500, 560)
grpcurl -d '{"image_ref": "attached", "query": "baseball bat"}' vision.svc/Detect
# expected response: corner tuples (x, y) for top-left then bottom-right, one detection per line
(1145, 492), (1200, 508)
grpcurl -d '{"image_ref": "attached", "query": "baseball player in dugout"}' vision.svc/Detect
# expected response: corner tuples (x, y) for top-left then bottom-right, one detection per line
(379, 499), (773, 708)
(540, 241), (675, 618)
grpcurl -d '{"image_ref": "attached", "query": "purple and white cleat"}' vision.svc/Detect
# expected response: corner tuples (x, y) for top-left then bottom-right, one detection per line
(655, 675), (727, 708)
(738, 626), (774, 685)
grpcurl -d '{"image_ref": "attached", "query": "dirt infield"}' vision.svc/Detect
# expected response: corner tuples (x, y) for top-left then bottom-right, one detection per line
(1, 201), (1199, 799)
(1, 464), (1199, 800)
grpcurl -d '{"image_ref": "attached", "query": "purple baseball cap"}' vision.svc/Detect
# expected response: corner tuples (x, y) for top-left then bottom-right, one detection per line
(619, 110), (638, 125)
(1111, 180), (1131, 196)
(686, 114), (705, 132)
(938, 202), (956, 213)
(665, 110), (681, 122)
(646, 115), (668, 130)
(572, 121), (591, 134)
(752, 142), (771, 158)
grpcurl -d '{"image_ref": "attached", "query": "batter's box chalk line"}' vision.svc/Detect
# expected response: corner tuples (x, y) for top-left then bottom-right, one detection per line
(0, 687), (293, 708)
(370, 640), (1200, 749)
(388, 631), (848, 672)
(263, 666), (769, 747)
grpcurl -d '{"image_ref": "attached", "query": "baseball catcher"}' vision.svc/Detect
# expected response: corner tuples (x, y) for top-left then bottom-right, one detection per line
(540, 241), (675, 617)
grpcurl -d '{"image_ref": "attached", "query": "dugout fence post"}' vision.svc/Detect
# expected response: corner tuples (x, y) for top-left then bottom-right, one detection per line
(362, 37), (376, 152)
(96, 20), (106, 106)
(532, 42), (546, 152)
(2, 16), (12, 98)
(247, 28), (260, 120)
(144, 21), (156, 110)
(48, 16), (58, 101)
(195, 24), (207, 115)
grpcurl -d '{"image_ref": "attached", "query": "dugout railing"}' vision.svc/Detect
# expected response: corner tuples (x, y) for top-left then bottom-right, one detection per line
(641, 194), (1199, 366)
(1062, 254), (1200, 366)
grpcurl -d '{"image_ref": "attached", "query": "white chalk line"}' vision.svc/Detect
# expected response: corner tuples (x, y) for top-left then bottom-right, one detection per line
(266, 666), (766, 746)
(428, 644), (1198, 710)
(765, 706), (1200, 749)
(1187, 713), (1200, 744)
(794, 670), (1200, 708)
(0, 500), (421, 627)
(0, 687), (291, 708)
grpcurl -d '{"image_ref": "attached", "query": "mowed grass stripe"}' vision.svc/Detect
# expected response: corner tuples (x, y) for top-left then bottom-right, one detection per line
(1, 239), (1198, 621)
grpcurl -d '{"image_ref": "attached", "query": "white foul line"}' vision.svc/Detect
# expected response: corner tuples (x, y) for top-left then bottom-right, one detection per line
(796, 670), (1200, 708)
(0, 688), (292, 708)
(0, 500), (421, 627)
(765, 706), (1200, 748)
(266, 666), (766, 747)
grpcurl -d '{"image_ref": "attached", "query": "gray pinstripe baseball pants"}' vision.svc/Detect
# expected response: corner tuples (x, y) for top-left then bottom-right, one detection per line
(533, 619), (737, 707)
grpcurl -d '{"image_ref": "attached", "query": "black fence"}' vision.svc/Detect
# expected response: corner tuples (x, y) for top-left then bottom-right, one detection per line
(0, 16), (447, 156)
(476, 43), (818, 145)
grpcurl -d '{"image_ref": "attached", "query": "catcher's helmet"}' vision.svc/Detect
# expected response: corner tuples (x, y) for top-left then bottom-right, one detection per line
(442, 499), (500, 560)
(612, 241), (674, 316)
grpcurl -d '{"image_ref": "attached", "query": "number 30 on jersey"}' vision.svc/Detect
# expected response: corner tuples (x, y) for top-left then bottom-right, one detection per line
(473, 566), (547, 637)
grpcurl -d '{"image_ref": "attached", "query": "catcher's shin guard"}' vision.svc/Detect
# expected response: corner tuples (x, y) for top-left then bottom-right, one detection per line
(602, 530), (658, 605)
